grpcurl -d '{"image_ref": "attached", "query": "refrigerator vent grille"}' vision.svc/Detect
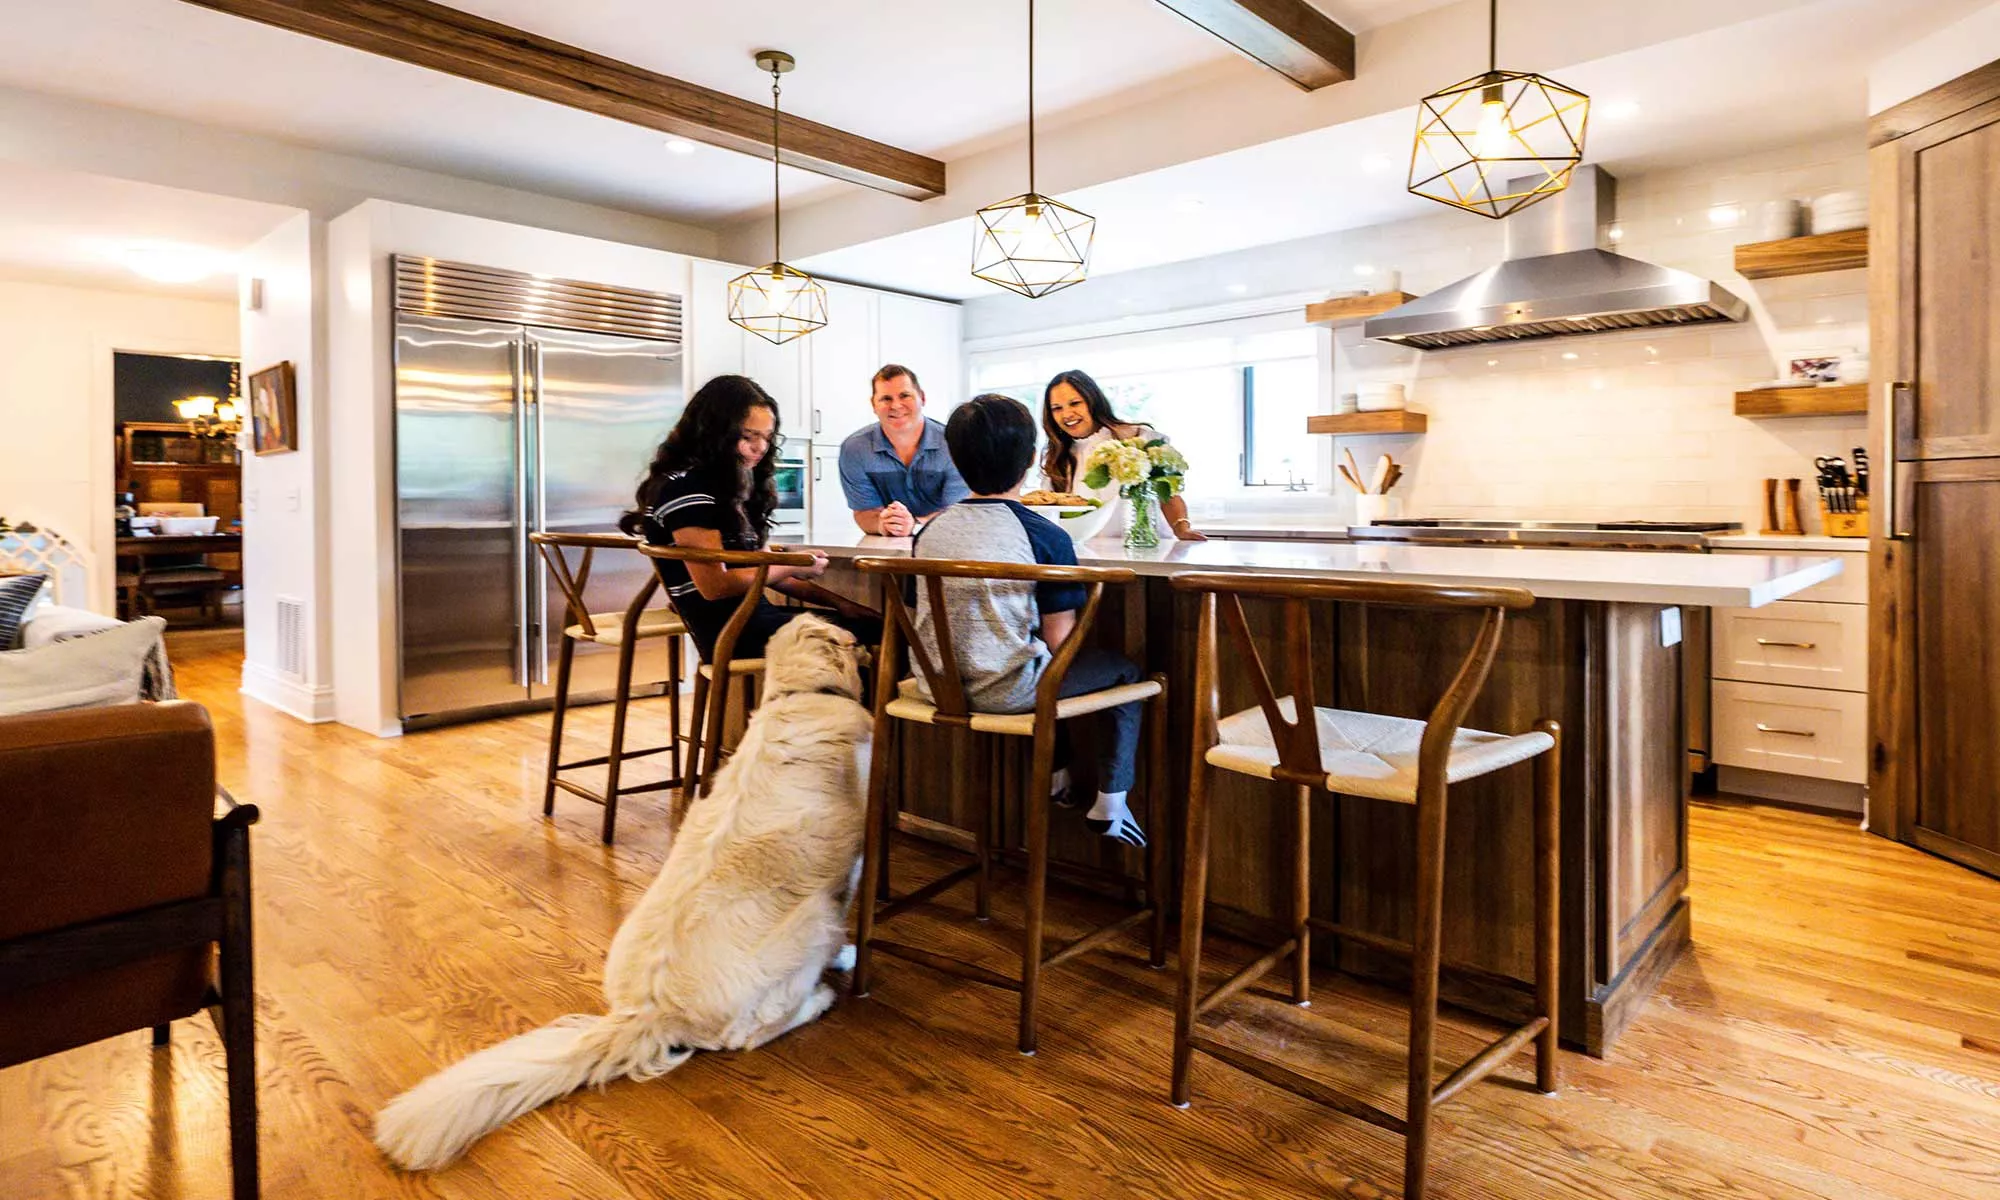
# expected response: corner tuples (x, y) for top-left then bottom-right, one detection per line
(392, 256), (682, 343)
(275, 595), (306, 679)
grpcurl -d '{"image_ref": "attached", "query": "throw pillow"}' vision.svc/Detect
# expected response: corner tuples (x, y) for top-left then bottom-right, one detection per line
(0, 615), (166, 716)
(0, 573), (46, 650)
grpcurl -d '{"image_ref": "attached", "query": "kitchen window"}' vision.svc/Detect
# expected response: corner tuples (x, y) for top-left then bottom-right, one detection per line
(969, 320), (1320, 495)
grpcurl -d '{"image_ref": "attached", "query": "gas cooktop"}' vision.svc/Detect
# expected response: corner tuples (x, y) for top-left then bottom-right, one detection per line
(1349, 519), (1744, 551)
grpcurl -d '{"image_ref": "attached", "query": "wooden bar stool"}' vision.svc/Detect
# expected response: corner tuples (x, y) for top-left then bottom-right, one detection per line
(850, 556), (1170, 1056)
(1166, 572), (1560, 1200)
(636, 543), (817, 825)
(533, 532), (688, 843)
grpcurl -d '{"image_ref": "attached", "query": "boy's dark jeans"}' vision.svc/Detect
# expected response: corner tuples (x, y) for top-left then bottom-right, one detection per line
(1052, 647), (1144, 793)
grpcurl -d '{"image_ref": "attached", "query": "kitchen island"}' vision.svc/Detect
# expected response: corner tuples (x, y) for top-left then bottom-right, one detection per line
(801, 532), (1842, 1054)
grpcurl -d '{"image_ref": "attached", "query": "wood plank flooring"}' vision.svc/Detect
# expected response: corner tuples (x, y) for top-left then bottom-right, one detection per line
(4, 628), (1999, 1198)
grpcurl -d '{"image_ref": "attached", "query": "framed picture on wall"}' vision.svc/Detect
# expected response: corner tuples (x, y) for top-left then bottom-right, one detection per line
(248, 361), (297, 455)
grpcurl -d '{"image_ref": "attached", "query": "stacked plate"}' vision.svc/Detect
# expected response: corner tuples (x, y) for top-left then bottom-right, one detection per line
(1810, 190), (1867, 235)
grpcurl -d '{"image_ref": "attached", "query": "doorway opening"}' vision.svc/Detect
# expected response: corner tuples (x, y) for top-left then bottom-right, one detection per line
(113, 350), (244, 629)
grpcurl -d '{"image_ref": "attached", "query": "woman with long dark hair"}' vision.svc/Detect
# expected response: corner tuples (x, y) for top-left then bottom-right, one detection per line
(1039, 369), (1206, 541)
(622, 374), (878, 660)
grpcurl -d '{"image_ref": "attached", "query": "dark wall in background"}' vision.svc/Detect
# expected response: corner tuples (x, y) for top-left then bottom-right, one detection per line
(115, 353), (236, 427)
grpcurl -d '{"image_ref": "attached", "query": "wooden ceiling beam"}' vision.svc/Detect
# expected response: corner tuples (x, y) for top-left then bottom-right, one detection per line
(1153, 0), (1356, 91)
(178, 0), (946, 200)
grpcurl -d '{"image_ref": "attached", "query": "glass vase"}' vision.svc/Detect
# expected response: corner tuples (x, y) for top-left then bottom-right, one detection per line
(1121, 484), (1161, 549)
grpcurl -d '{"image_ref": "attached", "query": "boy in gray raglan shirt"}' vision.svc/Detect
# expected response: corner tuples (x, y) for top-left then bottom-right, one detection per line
(909, 393), (1147, 846)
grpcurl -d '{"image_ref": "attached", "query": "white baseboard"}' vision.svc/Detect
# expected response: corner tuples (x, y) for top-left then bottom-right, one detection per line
(1716, 765), (1866, 816)
(240, 661), (336, 724)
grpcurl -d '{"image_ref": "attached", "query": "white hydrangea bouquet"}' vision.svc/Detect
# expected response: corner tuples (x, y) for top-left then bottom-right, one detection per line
(1082, 434), (1188, 547)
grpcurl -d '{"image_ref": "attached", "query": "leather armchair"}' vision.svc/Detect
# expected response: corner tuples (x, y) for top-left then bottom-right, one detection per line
(0, 700), (259, 1199)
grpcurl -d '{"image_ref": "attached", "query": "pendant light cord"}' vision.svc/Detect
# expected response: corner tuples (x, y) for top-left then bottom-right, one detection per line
(1027, 0), (1036, 197)
(771, 68), (783, 263)
(1488, 0), (1497, 72)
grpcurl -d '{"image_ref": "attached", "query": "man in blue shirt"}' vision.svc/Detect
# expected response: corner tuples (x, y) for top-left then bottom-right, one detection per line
(836, 364), (970, 536)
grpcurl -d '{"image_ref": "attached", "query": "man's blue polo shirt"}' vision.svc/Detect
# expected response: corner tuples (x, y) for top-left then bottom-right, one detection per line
(836, 418), (970, 518)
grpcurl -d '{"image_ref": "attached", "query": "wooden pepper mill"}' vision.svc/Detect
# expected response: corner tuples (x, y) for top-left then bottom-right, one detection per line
(1762, 477), (1805, 536)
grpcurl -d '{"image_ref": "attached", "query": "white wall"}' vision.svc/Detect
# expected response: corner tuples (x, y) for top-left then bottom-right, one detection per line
(327, 201), (695, 736)
(1869, 2), (2000, 112)
(237, 212), (333, 721)
(0, 278), (237, 610)
(970, 136), (1871, 534)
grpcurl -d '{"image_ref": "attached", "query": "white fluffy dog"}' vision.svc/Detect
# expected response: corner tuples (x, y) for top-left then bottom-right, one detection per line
(374, 615), (873, 1171)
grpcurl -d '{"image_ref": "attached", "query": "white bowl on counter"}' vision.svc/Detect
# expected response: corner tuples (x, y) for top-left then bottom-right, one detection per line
(1025, 501), (1117, 544)
(156, 516), (220, 536)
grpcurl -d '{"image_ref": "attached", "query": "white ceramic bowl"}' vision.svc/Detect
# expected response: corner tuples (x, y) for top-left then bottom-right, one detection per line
(1358, 383), (1408, 412)
(157, 516), (220, 536)
(1025, 501), (1117, 544)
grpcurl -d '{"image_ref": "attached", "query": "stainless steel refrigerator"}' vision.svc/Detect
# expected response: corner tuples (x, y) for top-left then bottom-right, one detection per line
(392, 257), (685, 724)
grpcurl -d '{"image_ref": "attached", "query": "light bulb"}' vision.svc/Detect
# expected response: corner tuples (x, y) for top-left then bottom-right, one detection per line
(215, 399), (238, 423)
(1474, 98), (1512, 158)
(176, 396), (218, 420)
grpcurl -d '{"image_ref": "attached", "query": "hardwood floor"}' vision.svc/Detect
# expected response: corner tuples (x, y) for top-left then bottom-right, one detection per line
(5, 628), (1999, 1198)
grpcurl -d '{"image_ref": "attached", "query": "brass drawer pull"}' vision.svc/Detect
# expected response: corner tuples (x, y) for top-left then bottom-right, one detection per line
(1754, 723), (1817, 738)
(1754, 638), (1817, 649)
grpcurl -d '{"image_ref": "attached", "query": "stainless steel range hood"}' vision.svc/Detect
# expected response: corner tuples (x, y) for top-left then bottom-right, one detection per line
(1363, 167), (1748, 349)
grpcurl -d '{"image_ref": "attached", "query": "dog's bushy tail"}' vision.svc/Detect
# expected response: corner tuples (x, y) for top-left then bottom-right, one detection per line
(374, 1008), (693, 1170)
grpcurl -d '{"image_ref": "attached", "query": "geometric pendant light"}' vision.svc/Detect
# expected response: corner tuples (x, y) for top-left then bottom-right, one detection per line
(729, 50), (828, 344)
(971, 0), (1095, 298)
(1408, 0), (1589, 220)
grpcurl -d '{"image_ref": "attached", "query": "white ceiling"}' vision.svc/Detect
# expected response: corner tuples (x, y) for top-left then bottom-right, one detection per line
(0, 160), (298, 298)
(802, 0), (1985, 299)
(0, 0), (1444, 225)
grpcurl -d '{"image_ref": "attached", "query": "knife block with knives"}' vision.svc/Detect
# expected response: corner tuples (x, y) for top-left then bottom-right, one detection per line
(1813, 449), (1870, 538)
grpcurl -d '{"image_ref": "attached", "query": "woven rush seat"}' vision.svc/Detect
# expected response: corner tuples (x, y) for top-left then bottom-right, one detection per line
(565, 608), (685, 647)
(696, 658), (765, 679)
(886, 675), (1161, 737)
(1210, 697), (1555, 803)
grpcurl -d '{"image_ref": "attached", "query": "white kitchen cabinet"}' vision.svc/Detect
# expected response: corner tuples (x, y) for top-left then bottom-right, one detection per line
(686, 259), (745, 389)
(877, 292), (965, 413)
(741, 327), (810, 438)
(1711, 600), (1869, 693)
(809, 445), (853, 540)
(807, 282), (880, 447)
(1713, 680), (1868, 784)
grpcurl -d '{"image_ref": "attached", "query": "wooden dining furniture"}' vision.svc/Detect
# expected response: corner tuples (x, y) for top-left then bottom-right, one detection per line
(531, 533), (690, 844)
(848, 556), (1169, 1056)
(116, 532), (242, 624)
(1167, 571), (1560, 1200)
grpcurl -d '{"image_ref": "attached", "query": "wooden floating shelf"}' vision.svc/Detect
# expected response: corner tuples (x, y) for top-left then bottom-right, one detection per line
(1732, 383), (1869, 418)
(1733, 229), (1868, 279)
(1304, 290), (1416, 325)
(1307, 410), (1428, 436)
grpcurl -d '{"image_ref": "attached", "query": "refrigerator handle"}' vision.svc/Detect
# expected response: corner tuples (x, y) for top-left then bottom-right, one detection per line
(511, 338), (530, 688)
(530, 338), (551, 686)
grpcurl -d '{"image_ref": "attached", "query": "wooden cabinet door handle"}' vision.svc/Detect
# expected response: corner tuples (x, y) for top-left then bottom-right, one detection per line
(1754, 723), (1817, 738)
(1754, 638), (1817, 649)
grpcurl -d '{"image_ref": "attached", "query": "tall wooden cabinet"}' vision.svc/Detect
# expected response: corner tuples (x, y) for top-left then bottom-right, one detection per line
(1869, 58), (2000, 876)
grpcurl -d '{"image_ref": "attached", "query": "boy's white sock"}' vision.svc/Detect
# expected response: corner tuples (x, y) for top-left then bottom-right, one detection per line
(1049, 766), (1071, 798)
(1086, 791), (1130, 822)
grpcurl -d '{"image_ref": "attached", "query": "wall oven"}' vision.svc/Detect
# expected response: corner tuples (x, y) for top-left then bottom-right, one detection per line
(771, 455), (808, 538)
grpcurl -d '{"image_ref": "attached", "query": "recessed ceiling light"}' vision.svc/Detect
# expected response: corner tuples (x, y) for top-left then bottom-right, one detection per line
(1708, 204), (1743, 228)
(1353, 264), (1377, 276)
(665, 138), (697, 155)
(118, 242), (231, 284)
(1603, 100), (1641, 120)
(1607, 223), (1625, 243)
(1225, 283), (1249, 295)
(1561, 351), (1580, 361)
(1486, 359), (1499, 367)
(1362, 154), (1394, 174)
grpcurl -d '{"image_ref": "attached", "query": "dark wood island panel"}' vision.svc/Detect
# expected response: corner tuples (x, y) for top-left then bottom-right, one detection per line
(821, 564), (1691, 1055)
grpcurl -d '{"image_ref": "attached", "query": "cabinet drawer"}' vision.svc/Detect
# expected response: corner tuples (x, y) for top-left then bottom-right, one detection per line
(1712, 681), (1867, 783)
(1712, 600), (1868, 691)
(1716, 549), (1866, 604)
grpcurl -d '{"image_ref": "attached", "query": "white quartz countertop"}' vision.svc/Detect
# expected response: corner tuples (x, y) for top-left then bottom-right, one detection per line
(799, 532), (1844, 608)
(1709, 533), (1868, 552)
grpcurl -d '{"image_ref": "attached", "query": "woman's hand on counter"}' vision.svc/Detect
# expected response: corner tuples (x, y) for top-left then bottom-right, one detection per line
(1173, 519), (1208, 542)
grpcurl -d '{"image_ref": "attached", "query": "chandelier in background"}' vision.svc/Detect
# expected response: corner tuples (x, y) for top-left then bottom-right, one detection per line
(728, 50), (829, 345)
(1408, 0), (1589, 219)
(175, 362), (243, 439)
